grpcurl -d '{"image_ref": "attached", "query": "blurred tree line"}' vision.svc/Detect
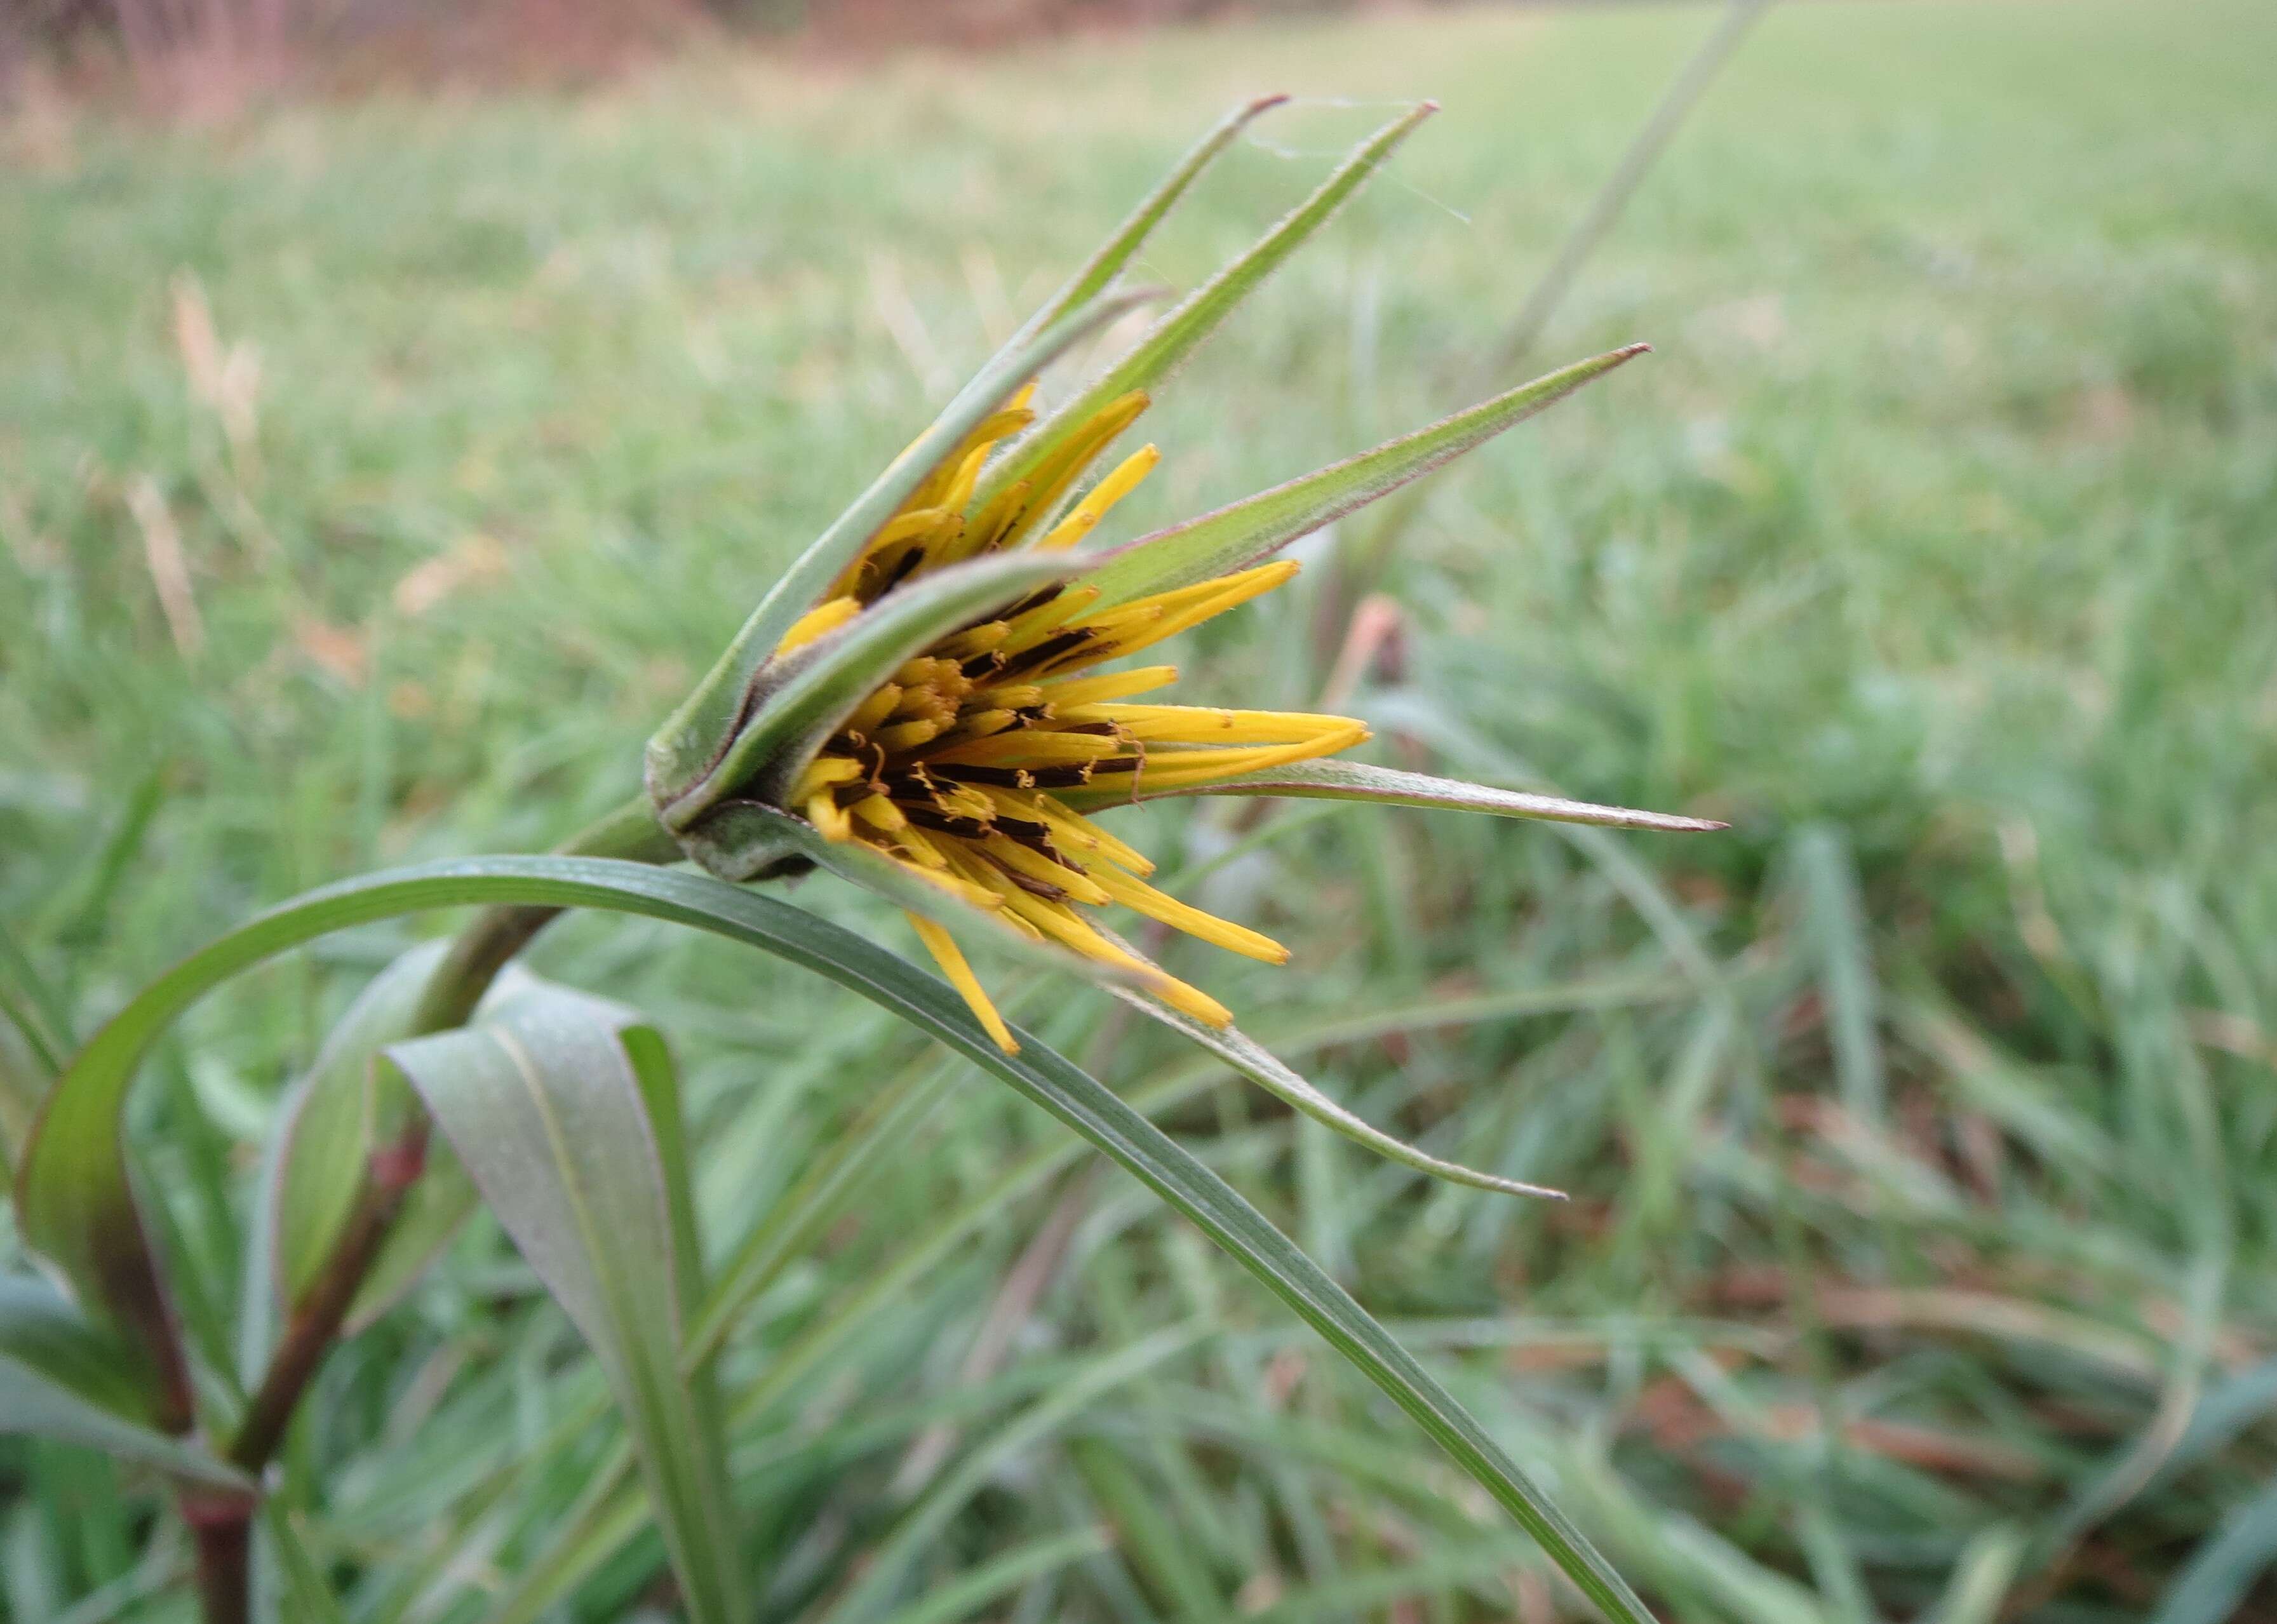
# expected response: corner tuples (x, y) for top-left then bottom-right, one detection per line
(1, 0), (1406, 112)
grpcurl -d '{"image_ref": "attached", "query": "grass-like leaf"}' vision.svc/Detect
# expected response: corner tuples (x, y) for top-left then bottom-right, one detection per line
(1076, 345), (1650, 609)
(1102, 984), (1566, 1199)
(1060, 754), (1723, 833)
(384, 985), (742, 1624)
(10, 854), (1653, 1624)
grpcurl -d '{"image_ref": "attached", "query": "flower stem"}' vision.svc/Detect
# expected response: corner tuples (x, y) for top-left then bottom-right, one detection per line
(185, 1496), (253, 1624)
(198, 793), (678, 1623)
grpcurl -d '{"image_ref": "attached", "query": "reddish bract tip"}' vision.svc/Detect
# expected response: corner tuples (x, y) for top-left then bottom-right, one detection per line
(370, 1137), (427, 1192)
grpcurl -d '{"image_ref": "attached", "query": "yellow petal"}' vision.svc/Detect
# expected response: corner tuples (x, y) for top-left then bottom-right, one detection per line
(906, 911), (1018, 1054)
(776, 596), (862, 655)
(1036, 443), (1160, 551)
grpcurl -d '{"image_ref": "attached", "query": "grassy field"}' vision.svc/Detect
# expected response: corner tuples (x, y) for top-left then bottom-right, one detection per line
(5, 0), (2276, 1618)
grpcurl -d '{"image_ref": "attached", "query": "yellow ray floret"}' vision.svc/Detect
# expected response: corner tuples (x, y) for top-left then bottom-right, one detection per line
(777, 596), (863, 654)
(1037, 444), (1160, 551)
(906, 911), (1017, 1053)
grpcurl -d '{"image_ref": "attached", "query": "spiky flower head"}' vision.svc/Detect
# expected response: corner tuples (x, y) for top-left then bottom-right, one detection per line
(647, 100), (1716, 1143)
(765, 387), (1368, 1047)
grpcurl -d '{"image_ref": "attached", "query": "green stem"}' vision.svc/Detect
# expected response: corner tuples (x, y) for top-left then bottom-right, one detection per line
(409, 795), (680, 1034)
(201, 796), (677, 1623)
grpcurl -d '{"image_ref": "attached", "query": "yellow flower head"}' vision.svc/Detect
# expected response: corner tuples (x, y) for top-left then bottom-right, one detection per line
(647, 98), (1695, 1077)
(774, 388), (1367, 1049)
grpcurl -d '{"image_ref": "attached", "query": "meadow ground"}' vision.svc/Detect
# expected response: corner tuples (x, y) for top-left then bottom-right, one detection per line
(4, 0), (2276, 1618)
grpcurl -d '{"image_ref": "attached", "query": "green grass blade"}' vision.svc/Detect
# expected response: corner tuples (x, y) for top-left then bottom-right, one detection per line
(971, 105), (1437, 520)
(1059, 755), (1722, 833)
(815, 1327), (1204, 1624)
(0, 920), (71, 1083)
(258, 1504), (349, 1624)
(1791, 824), (1886, 1123)
(8, 853), (1653, 1624)
(2151, 1475), (2277, 1624)
(645, 286), (1158, 811)
(863, 1525), (1113, 1624)
(1075, 346), (1648, 610)
(384, 991), (743, 1624)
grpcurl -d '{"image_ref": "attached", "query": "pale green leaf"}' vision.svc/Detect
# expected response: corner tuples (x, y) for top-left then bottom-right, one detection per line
(1076, 345), (1649, 609)
(384, 995), (742, 1624)
(347, 974), (647, 1334)
(1101, 977), (1565, 1199)
(1059, 754), (1723, 833)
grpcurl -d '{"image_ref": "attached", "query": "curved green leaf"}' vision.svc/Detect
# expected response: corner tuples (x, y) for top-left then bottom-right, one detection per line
(645, 286), (1159, 811)
(346, 974), (651, 1334)
(1076, 345), (1650, 609)
(12, 854), (1651, 1624)
(384, 993), (741, 1624)
(1060, 754), (1723, 833)
(0, 1275), (252, 1491)
(264, 953), (668, 1336)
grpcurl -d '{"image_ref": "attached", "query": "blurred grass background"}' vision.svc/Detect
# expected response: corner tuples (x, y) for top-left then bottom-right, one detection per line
(4, 0), (2277, 1618)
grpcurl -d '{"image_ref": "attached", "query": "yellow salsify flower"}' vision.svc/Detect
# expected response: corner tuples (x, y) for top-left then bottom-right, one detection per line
(647, 97), (1710, 1120)
(772, 388), (1364, 1051)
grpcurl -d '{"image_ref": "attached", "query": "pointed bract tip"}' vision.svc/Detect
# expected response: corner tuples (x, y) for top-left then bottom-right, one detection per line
(1617, 341), (1653, 359)
(1417, 99), (1441, 114)
(1244, 93), (1293, 116)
